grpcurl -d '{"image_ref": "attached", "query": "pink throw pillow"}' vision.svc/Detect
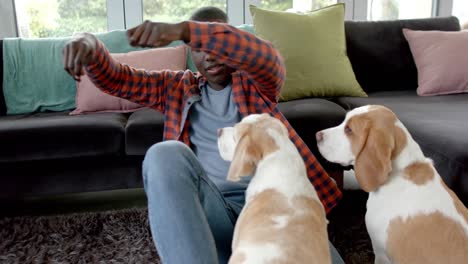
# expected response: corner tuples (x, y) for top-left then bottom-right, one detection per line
(70, 45), (187, 115)
(403, 28), (468, 96)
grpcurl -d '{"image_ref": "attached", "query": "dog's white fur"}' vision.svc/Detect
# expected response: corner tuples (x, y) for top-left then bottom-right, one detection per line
(317, 105), (468, 264)
(218, 113), (331, 264)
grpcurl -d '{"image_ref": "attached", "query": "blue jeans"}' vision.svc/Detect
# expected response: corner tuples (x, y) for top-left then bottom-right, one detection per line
(142, 140), (344, 264)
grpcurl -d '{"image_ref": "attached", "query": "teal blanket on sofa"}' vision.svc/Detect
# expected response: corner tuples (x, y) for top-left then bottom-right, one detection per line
(2, 31), (193, 115)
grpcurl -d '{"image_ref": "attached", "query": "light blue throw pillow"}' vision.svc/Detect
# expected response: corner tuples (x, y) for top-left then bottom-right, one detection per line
(2, 31), (190, 115)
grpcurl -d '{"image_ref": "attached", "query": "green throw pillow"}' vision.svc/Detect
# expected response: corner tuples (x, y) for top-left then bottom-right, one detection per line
(250, 4), (367, 101)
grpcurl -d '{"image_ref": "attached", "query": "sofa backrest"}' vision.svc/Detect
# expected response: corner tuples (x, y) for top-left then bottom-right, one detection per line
(0, 17), (461, 116)
(345, 16), (460, 94)
(0, 40), (5, 116)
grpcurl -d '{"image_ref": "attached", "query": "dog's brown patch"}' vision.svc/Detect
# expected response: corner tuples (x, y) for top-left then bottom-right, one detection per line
(386, 212), (468, 264)
(227, 116), (281, 181)
(231, 189), (331, 263)
(440, 180), (468, 224)
(403, 162), (434, 185)
(346, 106), (407, 192)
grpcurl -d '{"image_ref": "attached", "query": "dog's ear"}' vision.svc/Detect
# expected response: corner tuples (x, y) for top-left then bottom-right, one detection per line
(354, 126), (394, 192)
(227, 133), (260, 182)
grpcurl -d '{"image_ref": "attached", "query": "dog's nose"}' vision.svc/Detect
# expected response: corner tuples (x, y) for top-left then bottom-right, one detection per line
(217, 128), (223, 137)
(316, 131), (324, 142)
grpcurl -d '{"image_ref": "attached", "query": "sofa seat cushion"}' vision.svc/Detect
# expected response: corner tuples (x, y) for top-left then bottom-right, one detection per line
(336, 90), (468, 204)
(125, 100), (347, 160)
(0, 156), (143, 199)
(125, 108), (164, 155)
(278, 98), (346, 169)
(0, 111), (127, 162)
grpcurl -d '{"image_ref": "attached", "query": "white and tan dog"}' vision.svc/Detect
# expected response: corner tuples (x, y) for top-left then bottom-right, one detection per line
(316, 105), (468, 264)
(218, 113), (331, 264)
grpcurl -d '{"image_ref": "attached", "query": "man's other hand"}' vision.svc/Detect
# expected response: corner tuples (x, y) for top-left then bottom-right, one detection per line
(62, 33), (97, 81)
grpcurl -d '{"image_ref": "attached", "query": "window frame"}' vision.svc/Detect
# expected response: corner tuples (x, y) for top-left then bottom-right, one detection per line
(6, 0), (460, 38)
(437, 0), (454, 17)
(108, 0), (125, 30)
(126, 0), (241, 27)
(366, 0), (438, 20)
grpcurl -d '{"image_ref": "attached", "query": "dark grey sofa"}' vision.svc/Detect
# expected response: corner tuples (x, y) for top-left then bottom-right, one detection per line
(339, 16), (467, 204)
(1, 16), (466, 206)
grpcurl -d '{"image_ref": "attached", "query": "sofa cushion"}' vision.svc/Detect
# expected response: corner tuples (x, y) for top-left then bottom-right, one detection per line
(125, 108), (165, 155)
(345, 16), (461, 94)
(2, 31), (191, 116)
(278, 98), (346, 170)
(250, 4), (366, 101)
(125, 100), (348, 163)
(403, 28), (468, 96)
(336, 90), (468, 204)
(0, 40), (6, 116)
(0, 112), (127, 162)
(71, 45), (187, 115)
(0, 156), (143, 199)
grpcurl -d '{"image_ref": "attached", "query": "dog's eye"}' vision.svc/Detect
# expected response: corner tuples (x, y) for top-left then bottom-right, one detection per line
(344, 125), (352, 134)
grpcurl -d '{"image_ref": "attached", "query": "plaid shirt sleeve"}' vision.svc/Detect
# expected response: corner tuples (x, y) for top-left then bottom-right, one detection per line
(85, 41), (187, 113)
(188, 22), (285, 103)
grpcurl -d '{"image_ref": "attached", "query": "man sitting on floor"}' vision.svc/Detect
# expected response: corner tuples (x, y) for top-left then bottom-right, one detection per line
(62, 6), (344, 264)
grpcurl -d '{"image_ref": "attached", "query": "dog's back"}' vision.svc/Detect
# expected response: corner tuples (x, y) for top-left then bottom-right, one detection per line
(218, 114), (331, 264)
(230, 189), (330, 264)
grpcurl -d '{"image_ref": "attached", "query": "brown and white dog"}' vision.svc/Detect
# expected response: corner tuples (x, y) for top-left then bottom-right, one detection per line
(218, 113), (331, 264)
(316, 105), (468, 264)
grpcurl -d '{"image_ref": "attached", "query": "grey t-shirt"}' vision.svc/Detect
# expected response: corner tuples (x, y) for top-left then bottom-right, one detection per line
(189, 83), (249, 192)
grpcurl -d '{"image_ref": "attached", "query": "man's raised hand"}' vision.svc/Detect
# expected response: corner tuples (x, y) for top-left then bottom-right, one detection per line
(127, 21), (190, 48)
(62, 33), (97, 81)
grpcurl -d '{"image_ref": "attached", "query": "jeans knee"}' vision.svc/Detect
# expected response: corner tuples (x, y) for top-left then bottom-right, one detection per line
(145, 140), (189, 162)
(143, 140), (195, 187)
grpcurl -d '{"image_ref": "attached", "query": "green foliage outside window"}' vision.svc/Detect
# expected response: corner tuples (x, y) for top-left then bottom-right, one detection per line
(258, 0), (335, 12)
(143, 0), (334, 22)
(17, 0), (106, 38)
(369, 0), (399, 20)
(143, 0), (227, 22)
(18, 0), (336, 38)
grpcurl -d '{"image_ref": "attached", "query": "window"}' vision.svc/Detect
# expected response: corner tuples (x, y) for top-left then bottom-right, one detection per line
(255, 0), (336, 12)
(10, 0), (461, 39)
(142, 0), (227, 23)
(368, 0), (433, 21)
(15, 0), (107, 38)
(256, 0), (293, 11)
(244, 0), (336, 24)
(453, 0), (468, 25)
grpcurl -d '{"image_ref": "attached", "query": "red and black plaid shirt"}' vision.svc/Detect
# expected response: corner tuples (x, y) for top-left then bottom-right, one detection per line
(86, 22), (342, 212)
